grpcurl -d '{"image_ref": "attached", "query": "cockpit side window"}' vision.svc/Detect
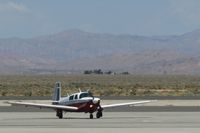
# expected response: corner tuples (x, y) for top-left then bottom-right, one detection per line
(74, 94), (78, 100)
(69, 95), (74, 100)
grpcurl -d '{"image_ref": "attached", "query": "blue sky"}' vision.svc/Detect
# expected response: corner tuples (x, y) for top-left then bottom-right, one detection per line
(0, 0), (200, 38)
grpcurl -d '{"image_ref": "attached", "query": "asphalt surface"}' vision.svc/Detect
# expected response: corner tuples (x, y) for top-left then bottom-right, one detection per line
(1, 112), (200, 133)
(1, 99), (200, 132)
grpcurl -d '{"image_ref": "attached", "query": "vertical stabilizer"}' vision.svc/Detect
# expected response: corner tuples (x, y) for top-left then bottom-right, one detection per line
(52, 81), (61, 101)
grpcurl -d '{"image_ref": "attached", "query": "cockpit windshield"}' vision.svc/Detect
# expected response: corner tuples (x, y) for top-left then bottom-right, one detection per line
(79, 92), (93, 99)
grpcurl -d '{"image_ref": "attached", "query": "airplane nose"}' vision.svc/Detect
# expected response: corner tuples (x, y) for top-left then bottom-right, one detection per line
(93, 98), (100, 104)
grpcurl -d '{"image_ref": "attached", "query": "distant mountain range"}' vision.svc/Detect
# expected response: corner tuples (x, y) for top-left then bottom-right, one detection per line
(1, 29), (200, 74)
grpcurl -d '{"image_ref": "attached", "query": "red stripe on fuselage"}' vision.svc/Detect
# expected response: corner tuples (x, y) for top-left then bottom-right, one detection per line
(64, 100), (99, 113)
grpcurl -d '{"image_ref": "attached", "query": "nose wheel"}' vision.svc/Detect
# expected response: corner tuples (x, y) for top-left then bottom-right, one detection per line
(96, 111), (103, 118)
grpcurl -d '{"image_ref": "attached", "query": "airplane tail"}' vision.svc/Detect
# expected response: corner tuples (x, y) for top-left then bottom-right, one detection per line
(52, 82), (61, 102)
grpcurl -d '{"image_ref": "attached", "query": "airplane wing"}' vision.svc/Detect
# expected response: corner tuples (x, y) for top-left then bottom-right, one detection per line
(8, 101), (78, 111)
(101, 100), (151, 109)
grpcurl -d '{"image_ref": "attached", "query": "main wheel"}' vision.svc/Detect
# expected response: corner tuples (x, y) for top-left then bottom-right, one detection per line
(90, 113), (93, 119)
(58, 112), (63, 119)
(56, 110), (63, 119)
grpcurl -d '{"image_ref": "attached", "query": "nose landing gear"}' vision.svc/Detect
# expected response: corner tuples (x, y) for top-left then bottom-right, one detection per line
(96, 111), (103, 118)
(89, 111), (102, 119)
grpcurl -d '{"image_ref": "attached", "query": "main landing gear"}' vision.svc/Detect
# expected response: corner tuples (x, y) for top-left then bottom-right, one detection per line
(90, 113), (93, 119)
(89, 111), (103, 119)
(56, 109), (63, 119)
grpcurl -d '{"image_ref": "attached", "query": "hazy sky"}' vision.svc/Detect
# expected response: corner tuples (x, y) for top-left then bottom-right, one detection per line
(0, 0), (200, 38)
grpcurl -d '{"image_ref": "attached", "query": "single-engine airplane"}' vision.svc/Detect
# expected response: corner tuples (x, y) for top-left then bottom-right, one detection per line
(9, 82), (152, 119)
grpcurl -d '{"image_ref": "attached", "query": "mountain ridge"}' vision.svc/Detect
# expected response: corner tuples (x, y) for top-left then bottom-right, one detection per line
(1, 29), (200, 74)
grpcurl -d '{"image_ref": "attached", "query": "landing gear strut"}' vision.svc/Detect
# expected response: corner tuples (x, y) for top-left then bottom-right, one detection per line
(90, 113), (93, 119)
(56, 109), (63, 119)
(96, 106), (103, 119)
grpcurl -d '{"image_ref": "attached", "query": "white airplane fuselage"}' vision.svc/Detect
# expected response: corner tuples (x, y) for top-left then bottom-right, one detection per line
(54, 92), (101, 113)
(51, 82), (103, 119)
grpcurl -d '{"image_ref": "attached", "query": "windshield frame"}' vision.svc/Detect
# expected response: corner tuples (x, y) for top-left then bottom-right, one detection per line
(79, 92), (93, 99)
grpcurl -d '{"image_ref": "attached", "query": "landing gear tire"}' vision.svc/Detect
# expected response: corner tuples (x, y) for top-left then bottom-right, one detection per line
(56, 110), (63, 119)
(96, 111), (103, 118)
(58, 113), (63, 119)
(90, 113), (93, 119)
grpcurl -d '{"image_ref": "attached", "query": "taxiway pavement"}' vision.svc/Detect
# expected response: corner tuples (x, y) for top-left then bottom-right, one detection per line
(1, 112), (200, 133)
(1, 99), (200, 133)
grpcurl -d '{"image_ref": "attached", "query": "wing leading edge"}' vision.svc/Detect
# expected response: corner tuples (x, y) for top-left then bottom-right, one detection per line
(101, 100), (151, 108)
(8, 100), (152, 111)
(8, 101), (78, 111)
